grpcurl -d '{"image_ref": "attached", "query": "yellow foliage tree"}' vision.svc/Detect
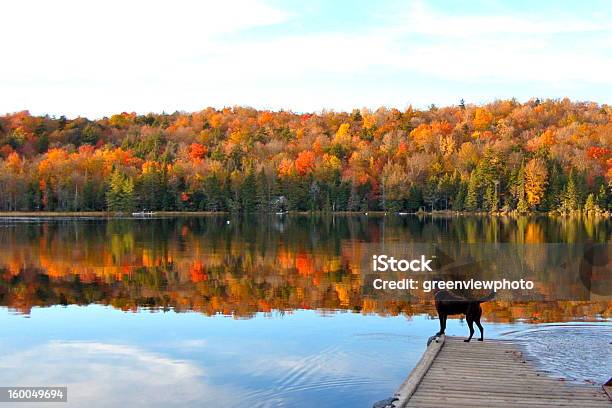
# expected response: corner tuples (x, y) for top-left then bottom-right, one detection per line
(334, 123), (351, 146)
(524, 158), (548, 207)
(409, 123), (432, 150)
(473, 108), (493, 131)
(362, 115), (376, 130)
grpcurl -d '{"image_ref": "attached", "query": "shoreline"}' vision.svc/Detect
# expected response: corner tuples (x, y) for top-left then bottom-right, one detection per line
(0, 210), (609, 218)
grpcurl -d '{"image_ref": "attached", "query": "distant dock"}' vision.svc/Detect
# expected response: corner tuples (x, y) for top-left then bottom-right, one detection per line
(385, 335), (610, 407)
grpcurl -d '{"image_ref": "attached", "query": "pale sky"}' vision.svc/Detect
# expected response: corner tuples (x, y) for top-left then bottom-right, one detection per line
(2, 0), (611, 118)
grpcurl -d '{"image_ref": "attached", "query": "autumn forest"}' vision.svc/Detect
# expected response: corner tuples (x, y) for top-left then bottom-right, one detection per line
(0, 99), (610, 214)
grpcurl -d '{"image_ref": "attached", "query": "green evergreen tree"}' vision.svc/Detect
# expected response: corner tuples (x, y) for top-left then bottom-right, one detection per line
(406, 186), (422, 212)
(423, 177), (439, 211)
(596, 184), (609, 210)
(517, 194), (529, 213)
(542, 162), (564, 211)
(37, 133), (49, 153)
(452, 182), (467, 211)
(137, 170), (162, 211)
(81, 124), (100, 145)
(106, 170), (134, 212)
(106, 171), (123, 212)
(560, 169), (580, 212)
(347, 183), (359, 211)
(255, 169), (269, 212)
(82, 179), (99, 210)
(204, 174), (223, 211)
(436, 173), (458, 210)
(309, 180), (320, 211)
(513, 164), (527, 212)
(584, 193), (598, 213)
(241, 170), (257, 212)
(465, 171), (479, 211)
(483, 183), (498, 211)
(122, 177), (135, 212)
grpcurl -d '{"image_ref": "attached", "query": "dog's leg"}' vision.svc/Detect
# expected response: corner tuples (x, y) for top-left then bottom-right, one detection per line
(464, 318), (474, 342)
(436, 314), (446, 335)
(475, 305), (484, 341)
(476, 318), (484, 341)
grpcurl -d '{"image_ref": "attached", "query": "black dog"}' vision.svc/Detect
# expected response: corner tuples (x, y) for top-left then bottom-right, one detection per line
(434, 290), (495, 342)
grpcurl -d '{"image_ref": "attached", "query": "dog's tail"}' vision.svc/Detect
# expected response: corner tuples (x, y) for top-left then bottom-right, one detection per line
(477, 291), (496, 303)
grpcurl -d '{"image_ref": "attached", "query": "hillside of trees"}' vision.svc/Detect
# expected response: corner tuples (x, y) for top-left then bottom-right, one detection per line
(0, 98), (610, 213)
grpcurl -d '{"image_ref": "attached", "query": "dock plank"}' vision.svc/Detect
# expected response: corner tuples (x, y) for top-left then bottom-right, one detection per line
(392, 336), (610, 407)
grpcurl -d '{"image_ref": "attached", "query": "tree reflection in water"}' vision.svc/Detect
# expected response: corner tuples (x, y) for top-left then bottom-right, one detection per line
(0, 215), (609, 321)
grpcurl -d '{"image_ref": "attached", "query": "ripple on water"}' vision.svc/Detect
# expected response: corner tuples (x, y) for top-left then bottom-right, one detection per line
(503, 324), (612, 385)
(238, 344), (394, 407)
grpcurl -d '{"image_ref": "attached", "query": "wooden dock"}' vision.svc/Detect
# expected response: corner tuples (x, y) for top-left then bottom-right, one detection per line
(389, 335), (610, 408)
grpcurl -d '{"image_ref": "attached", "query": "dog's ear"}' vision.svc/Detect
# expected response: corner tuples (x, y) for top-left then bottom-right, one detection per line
(433, 247), (455, 270)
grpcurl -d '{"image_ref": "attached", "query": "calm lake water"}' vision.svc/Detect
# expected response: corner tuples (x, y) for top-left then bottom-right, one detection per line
(0, 215), (610, 407)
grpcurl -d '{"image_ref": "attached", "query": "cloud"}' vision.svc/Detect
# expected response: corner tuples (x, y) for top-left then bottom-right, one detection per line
(1, 0), (291, 78)
(0, 341), (243, 407)
(384, 1), (612, 83)
(400, 1), (612, 36)
(1, 0), (611, 116)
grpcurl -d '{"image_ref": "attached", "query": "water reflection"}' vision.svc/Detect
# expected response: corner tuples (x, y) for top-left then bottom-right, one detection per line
(1, 306), (604, 408)
(2, 341), (212, 406)
(0, 214), (610, 407)
(0, 215), (610, 320)
(0, 306), (447, 408)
